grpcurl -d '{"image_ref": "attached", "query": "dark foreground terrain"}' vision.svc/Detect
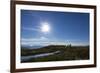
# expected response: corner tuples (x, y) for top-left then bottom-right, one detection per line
(21, 45), (89, 63)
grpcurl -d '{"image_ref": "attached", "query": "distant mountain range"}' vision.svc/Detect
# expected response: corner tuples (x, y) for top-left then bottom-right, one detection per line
(21, 45), (66, 49)
(21, 44), (89, 50)
(21, 45), (44, 49)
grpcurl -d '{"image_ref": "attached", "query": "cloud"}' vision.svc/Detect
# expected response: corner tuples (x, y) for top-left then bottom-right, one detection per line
(21, 37), (89, 46)
(21, 37), (67, 46)
(21, 36), (50, 46)
(22, 27), (40, 32)
(21, 36), (48, 42)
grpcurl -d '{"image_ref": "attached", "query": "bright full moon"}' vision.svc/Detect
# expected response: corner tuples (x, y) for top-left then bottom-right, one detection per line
(41, 22), (50, 33)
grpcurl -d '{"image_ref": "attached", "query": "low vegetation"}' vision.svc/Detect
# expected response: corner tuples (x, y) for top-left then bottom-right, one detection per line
(21, 45), (89, 63)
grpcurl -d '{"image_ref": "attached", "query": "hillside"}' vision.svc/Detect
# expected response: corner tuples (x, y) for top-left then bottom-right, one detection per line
(21, 45), (89, 63)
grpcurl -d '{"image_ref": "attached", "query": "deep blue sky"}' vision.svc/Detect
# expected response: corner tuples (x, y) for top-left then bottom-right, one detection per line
(21, 10), (89, 46)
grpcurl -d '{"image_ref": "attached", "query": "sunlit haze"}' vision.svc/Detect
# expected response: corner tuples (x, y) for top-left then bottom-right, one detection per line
(41, 22), (50, 33)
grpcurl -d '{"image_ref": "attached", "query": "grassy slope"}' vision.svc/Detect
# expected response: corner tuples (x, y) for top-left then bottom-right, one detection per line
(21, 45), (89, 63)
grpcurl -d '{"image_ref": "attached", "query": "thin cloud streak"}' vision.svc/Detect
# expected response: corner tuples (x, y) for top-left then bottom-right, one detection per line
(22, 27), (40, 32)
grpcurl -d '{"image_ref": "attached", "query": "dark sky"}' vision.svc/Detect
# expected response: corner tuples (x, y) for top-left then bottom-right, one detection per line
(21, 9), (89, 46)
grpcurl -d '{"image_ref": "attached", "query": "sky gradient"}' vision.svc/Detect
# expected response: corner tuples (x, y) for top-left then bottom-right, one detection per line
(21, 9), (89, 46)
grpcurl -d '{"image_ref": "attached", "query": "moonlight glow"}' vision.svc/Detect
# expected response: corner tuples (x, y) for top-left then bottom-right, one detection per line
(41, 22), (50, 33)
